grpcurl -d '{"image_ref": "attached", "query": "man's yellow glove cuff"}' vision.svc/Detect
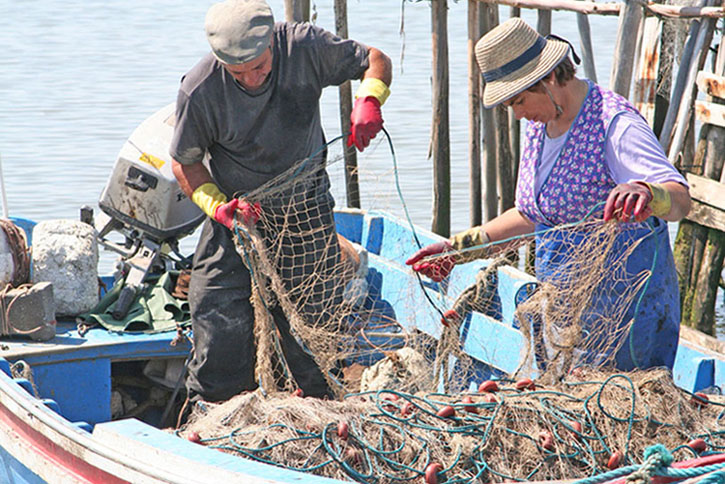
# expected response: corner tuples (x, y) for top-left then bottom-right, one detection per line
(355, 78), (391, 106)
(643, 182), (671, 218)
(450, 226), (490, 263)
(191, 182), (228, 219)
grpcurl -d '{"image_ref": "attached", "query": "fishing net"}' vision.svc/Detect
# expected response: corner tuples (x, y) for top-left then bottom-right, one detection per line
(181, 369), (725, 483)
(180, 136), (701, 481)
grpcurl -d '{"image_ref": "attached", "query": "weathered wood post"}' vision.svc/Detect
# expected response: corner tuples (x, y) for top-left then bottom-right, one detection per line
(333, 0), (360, 208)
(659, 0), (708, 151)
(678, 64), (725, 334)
(610, 0), (645, 97)
(284, 0), (305, 22)
(468, 0), (483, 227)
(632, 17), (662, 125)
(577, 12), (597, 83)
(509, 7), (521, 181)
(537, 9), (551, 36)
(431, 0), (451, 236)
(480, 4), (498, 223)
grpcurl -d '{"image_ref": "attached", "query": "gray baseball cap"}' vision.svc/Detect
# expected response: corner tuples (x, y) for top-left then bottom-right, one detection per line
(205, 0), (275, 65)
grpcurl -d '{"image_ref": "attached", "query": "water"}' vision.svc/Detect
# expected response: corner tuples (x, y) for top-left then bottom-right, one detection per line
(0, 1), (722, 323)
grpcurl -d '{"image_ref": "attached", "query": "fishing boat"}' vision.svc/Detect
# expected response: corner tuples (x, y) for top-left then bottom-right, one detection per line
(1, 106), (724, 483)
(2, 208), (725, 483)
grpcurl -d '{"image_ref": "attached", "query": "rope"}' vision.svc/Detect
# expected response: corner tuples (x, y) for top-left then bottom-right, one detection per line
(625, 444), (673, 483)
(0, 219), (30, 288)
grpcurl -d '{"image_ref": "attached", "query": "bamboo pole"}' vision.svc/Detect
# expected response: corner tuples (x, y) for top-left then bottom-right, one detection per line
(333, 0), (360, 208)
(431, 0), (451, 237)
(576, 12), (597, 83)
(468, 0), (483, 227)
(610, 0), (645, 97)
(477, 0), (725, 18)
(481, 5), (499, 222)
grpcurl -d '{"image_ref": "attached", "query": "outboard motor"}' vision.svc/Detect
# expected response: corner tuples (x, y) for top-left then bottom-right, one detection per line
(95, 103), (204, 319)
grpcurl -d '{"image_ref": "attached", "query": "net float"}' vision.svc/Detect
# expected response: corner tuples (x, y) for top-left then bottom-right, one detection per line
(436, 405), (456, 418)
(482, 393), (498, 404)
(538, 430), (554, 451)
(187, 431), (201, 444)
(691, 392), (709, 407)
(345, 448), (362, 465)
(337, 421), (349, 440)
(400, 401), (415, 417)
(607, 450), (623, 470)
(381, 394), (399, 412)
(292, 388), (304, 398)
(515, 378), (536, 391)
(570, 421), (583, 441)
(461, 396), (478, 414)
(688, 438), (707, 453)
(425, 462), (443, 484)
(478, 380), (499, 393)
(441, 309), (460, 327)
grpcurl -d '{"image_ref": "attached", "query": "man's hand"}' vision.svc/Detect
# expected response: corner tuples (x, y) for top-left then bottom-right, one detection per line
(213, 198), (261, 230)
(348, 97), (383, 152)
(603, 182), (653, 223)
(405, 241), (456, 282)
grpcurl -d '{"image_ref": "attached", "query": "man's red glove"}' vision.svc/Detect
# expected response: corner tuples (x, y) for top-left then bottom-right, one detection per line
(603, 182), (653, 223)
(348, 97), (383, 152)
(213, 199), (261, 230)
(405, 241), (456, 282)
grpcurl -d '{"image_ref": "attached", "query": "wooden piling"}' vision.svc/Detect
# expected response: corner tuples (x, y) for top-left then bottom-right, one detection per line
(666, 11), (716, 164)
(576, 12), (597, 83)
(468, 0), (483, 227)
(610, 0), (644, 97)
(480, 4), (499, 223)
(333, 0), (360, 208)
(431, 0), (451, 237)
(632, 17), (662, 125)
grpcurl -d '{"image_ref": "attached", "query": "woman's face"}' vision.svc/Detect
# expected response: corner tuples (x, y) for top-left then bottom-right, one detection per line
(502, 85), (558, 124)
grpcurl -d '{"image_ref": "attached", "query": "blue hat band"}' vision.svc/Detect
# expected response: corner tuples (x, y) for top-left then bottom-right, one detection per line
(482, 36), (546, 83)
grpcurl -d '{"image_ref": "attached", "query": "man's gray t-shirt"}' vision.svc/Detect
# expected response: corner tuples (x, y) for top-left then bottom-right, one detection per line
(170, 22), (370, 196)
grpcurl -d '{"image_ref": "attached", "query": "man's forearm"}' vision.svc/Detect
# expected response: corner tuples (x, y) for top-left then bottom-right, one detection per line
(363, 47), (392, 87)
(172, 159), (215, 199)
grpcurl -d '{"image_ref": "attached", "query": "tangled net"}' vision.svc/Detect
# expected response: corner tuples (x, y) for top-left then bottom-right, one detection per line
(178, 136), (712, 481)
(181, 369), (725, 482)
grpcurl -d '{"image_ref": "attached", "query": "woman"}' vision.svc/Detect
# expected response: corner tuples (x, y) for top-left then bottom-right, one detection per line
(406, 18), (691, 371)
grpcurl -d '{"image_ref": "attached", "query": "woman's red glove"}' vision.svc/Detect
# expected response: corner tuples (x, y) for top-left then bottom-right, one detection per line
(405, 241), (456, 282)
(603, 182), (653, 222)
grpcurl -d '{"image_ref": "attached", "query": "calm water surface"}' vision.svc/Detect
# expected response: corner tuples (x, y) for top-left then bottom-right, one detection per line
(1, 1), (722, 323)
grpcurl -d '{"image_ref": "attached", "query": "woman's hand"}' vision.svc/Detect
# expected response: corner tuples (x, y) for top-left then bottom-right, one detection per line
(603, 183), (653, 222)
(405, 241), (457, 282)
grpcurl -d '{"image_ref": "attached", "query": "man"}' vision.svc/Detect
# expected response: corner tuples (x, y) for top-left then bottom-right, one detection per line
(170, 0), (392, 402)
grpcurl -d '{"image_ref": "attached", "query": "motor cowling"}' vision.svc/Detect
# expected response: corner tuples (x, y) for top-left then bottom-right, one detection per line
(98, 103), (203, 243)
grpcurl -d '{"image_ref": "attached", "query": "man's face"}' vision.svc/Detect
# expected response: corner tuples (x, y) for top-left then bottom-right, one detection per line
(223, 46), (273, 91)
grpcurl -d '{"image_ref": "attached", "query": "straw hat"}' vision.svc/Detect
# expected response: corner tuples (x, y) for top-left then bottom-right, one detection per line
(475, 18), (570, 108)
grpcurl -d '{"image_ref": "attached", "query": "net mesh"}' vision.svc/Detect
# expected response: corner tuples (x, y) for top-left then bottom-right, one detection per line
(178, 136), (712, 482)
